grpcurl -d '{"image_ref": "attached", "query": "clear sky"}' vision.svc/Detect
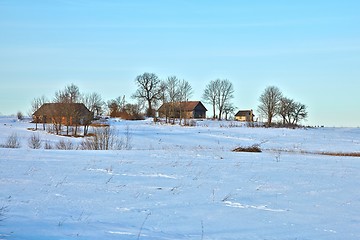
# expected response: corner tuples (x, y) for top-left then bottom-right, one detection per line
(1, 0), (359, 127)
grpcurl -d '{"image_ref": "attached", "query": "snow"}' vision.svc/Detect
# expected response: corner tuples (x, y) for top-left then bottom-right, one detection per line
(1, 116), (360, 239)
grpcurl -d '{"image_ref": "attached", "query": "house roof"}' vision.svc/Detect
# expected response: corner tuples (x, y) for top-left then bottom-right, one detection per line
(33, 103), (92, 117)
(111, 111), (132, 120)
(158, 101), (207, 112)
(235, 110), (254, 116)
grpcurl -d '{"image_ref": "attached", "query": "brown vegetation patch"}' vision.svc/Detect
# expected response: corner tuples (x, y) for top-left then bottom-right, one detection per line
(267, 149), (360, 158)
(232, 145), (262, 153)
(90, 123), (110, 128)
(318, 152), (360, 157)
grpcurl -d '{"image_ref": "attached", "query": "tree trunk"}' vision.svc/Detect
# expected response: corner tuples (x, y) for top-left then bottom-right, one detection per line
(212, 103), (216, 119)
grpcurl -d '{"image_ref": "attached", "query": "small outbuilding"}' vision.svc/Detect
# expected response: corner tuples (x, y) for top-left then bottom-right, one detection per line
(158, 101), (207, 119)
(235, 110), (255, 122)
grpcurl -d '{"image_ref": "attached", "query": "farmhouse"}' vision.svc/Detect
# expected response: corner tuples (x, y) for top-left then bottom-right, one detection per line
(158, 101), (207, 119)
(33, 103), (93, 125)
(235, 110), (254, 122)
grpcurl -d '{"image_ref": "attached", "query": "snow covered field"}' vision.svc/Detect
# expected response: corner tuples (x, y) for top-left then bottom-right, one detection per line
(1, 117), (360, 239)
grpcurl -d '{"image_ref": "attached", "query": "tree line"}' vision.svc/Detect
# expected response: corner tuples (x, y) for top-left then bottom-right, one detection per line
(29, 72), (308, 129)
(258, 86), (308, 127)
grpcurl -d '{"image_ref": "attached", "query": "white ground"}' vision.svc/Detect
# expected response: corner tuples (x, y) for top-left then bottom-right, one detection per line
(0, 117), (359, 239)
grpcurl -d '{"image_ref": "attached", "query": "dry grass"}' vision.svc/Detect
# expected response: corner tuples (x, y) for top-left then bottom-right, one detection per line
(232, 145), (262, 153)
(90, 123), (110, 127)
(267, 149), (360, 158)
(318, 152), (360, 157)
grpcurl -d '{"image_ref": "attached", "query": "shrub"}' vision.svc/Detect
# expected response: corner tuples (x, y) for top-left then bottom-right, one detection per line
(0, 206), (8, 222)
(56, 139), (75, 150)
(17, 111), (24, 121)
(124, 125), (132, 150)
(44, 140), (53, 149)
(1, 133), (21, 148)
(28, 133), (42, 149)
(232, 144), (262, 153)
(80, 126), (122, 150)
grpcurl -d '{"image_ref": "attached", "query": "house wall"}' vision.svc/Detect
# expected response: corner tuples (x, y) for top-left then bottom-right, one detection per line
(235, 116), (247, 121)
(235, 111), (254, 122)
(193, 110), (206, 118)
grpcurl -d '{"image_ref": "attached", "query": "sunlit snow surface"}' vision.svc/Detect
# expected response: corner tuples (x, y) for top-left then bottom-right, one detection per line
(1, 117), (359, 239)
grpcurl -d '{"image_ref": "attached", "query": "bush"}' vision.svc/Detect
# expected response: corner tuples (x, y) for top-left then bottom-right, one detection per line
(232, 144), (262, 153)
(44, 140), (53, 149)
(17, 111), (24, 121)
(0, 206), (8, 222)
(124, 125), (132, 150)
(1, 133), (21, 148)
(28, 133), (42, 149)
(80, 126), (122, 150)
(56, 139), (75, 150)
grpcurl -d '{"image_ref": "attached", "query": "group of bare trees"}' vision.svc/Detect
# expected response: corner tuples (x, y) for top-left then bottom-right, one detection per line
(31, 84), (106, 136)
(131, 73), (193, 123)
(107, 95), (144, 120)
(160, 76), (193, 124)
(131, 73), (236, 121)
(202, 79), (235, 120)
(258, 86), (308, 127)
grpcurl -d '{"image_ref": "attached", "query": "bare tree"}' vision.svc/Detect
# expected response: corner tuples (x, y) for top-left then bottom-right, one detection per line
(216, 79), (234, 120)
(279, 97), (308, 125)
(107, 95), (126, 117)
(132, 73), (162, 117)
(258, 86), (283, 126)
(292, 102), (308, 125)
(161, 77), (193, 124)
(30, 95), (48, 130)
(82, 92), (105, 117)
(223, 103), (235, 121)
(54, 83), (80, 104)
(202, 79), (220, 119)
(125, 103), (144, 120)
(53, 84), (82, 135)
(164, 76), (180, 123)
(279, 97), (295, 125)
(203, 79), (234, 120)
(178, 79), (193, 124)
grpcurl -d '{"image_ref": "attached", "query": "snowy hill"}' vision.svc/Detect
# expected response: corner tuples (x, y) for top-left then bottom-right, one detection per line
(1, 117), (359, 239)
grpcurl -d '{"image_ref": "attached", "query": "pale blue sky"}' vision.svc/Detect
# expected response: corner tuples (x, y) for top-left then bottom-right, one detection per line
(1, 0), (359, 126)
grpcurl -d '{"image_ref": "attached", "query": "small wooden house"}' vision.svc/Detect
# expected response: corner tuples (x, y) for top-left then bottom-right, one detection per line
(33, 103), (93, 125)
(235, 110), (254, 122)
(158, 101), (207, 119)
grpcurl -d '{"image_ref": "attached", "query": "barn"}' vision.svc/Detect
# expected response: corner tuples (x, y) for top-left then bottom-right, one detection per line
(158, 101), (207, 119)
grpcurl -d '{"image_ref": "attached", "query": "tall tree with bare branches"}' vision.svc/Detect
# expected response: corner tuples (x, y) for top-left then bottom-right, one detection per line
(216, 79), (234, 120)
(202, 79), (220, 119)
(178, 79), (193, 124)
(203, 79), (234, 120)
(30, 95), (49, 130)
(132, 73), (162, 117)
(258, 86), (283, 126)
(53, 83), (81, 135)
(82, 92), (105, 117)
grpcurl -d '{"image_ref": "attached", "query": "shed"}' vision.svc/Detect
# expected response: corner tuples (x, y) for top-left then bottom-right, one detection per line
(158, 101), (207, 119)
(235, 110), (254, 122)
